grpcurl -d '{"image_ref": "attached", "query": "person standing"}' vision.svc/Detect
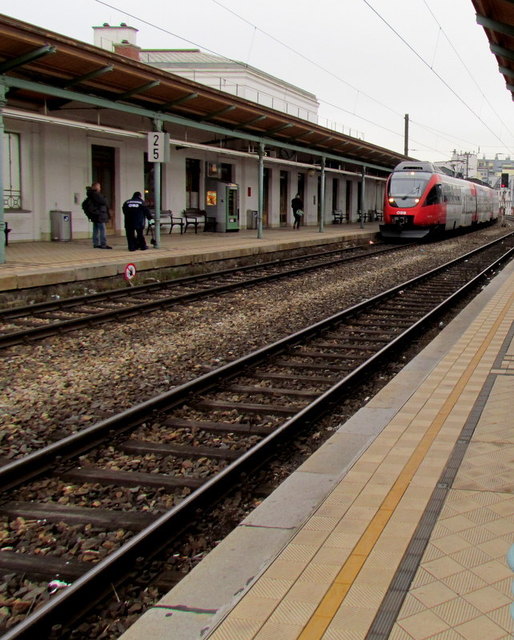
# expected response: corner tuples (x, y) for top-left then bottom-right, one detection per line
(83, 182), (112, 249)
(291, 193), (303, 229)
(122, 191), (151, 251)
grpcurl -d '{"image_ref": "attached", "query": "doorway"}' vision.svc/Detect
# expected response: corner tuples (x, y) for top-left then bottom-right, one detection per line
(296, 173), (305, 227)
(332, 177), (339, 211)
(345, 180), (352, 222)
(92, 145), (116, 231)
(263, 168), (270, 227)
(279, 171), (288, 226)
(186, 158), (201, 209)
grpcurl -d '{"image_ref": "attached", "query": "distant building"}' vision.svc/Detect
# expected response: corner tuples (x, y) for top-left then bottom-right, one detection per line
(93, 23), (320, 123)
(434, 150), (514, 189)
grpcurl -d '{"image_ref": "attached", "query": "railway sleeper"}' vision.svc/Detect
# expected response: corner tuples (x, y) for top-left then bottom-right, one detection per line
(0, 501), (156, 531)
(273, 359), (350, 372)
(224, 384), (321, 399)
(250, 371), (339, 384)
(194, 399), (302, 415)
(62, 467), (204, 490)
(0, 549), (89, 580)
(291, 349), (365, 360)
(119, 439), (240, 460)
(312, 341), (385, 352)
(164, 417), (273, 435)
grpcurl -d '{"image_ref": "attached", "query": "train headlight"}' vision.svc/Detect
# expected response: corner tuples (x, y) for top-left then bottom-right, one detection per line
(415, 198), (419, 203)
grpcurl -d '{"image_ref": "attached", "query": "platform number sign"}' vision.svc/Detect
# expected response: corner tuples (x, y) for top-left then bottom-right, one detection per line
(148, 132), (170, 163)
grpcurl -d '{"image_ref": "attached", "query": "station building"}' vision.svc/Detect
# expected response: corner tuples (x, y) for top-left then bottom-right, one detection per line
(0, 14), (406, 260)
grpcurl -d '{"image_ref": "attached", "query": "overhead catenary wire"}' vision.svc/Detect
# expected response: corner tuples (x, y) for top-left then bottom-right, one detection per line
(362, 0), (514, 156)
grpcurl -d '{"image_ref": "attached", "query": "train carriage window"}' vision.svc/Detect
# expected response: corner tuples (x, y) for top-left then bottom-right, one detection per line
(424, 184), (442, 206)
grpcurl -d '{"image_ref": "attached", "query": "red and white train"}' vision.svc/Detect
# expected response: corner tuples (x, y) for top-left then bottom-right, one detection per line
(379, 161), (499, 240)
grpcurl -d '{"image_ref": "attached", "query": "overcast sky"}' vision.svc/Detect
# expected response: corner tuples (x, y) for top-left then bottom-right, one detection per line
(1, 0), (513, 162)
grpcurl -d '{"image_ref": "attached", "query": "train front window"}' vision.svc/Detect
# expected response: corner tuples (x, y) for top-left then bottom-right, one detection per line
(388, 172), (431, 208)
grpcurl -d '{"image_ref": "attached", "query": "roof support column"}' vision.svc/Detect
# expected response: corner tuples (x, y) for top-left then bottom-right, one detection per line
(319, 156), (326, 233)
(0, 80), (7, 264)
(360, 166), (366, 229)
(257, 142), (264, 239)
(152, 118), (162, 249)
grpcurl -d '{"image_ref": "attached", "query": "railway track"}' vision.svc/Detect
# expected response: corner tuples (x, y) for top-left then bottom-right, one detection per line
(0, 233), (512, 639)
(0, 243), (405, 348)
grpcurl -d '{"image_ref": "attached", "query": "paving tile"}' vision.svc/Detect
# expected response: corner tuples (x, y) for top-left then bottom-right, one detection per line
(328, 603), (376, 635)
(453, 614), (507, 640)
(270, 597), (319, 625)
(253, 620), (305, 640)
(431, 596), (481, 626)
(423, 556), (466, 580)
(462, 584), (511, 613)
(410, 580), (459, 608)
(208, 616), (263, 640)
(397, 608), (450, 638)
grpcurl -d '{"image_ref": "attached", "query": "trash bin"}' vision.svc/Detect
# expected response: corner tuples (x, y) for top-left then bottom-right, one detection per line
(50, 210), (72, 241)
(247, 209), (258, 230)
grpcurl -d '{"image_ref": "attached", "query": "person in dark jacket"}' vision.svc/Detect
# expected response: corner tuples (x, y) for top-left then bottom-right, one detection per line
(84, 182), (112, 249)
(122, 191), (151, 251)
(291, 194), (303, 229)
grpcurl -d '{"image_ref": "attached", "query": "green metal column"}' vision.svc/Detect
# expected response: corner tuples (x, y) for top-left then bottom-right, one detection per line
(319, 156), (326, 233)
(257, 142), (264, 239)
(0, 81), (7, 264)
(152, 119), (163, 249)
(360, 167), (366, 229)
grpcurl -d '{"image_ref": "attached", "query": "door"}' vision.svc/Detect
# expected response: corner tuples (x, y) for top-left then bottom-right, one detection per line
(345, 180), (352, 222)
(92, 145), (116, 231)
(296, 173), (305, 226)
(279, 170), (288, 226)
(186, 158), (201, 209)
(263, 168), (270, 227)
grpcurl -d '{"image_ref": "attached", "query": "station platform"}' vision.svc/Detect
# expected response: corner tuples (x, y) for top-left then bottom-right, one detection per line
(120, 259), (514, 639)
(0, 223), (379, 294)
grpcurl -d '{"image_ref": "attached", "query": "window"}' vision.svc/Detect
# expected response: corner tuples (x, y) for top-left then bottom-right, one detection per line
(3, 132), (22, 210)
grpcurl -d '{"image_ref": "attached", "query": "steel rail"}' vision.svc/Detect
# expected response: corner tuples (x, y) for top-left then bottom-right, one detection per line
(0, 236), (512, 640)
(0, 244), (406, 348)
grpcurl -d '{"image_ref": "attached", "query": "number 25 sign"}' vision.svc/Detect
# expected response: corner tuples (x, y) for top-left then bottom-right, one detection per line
(147, 132), (170, 163)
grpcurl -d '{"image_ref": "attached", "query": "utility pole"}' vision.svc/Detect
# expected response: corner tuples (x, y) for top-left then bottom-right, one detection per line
(404, 114), (409, 157)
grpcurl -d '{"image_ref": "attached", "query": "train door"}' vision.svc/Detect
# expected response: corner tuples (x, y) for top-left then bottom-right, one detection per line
(92, 145), (116, 231)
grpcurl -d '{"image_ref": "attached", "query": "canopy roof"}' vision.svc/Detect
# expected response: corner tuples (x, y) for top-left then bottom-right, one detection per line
(0, 13), (407, 172)
(472, 0), (514, 100)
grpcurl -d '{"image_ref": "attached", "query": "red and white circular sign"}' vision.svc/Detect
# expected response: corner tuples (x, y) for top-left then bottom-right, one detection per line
(124, 263), (137, 281)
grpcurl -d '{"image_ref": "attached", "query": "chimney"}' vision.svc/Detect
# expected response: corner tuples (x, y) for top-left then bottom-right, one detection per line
(93, 23), (139, 58)
(114, 40), (141, 61)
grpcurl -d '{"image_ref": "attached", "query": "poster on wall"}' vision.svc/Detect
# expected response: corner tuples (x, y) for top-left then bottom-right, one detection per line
(206, 191), (217, 206)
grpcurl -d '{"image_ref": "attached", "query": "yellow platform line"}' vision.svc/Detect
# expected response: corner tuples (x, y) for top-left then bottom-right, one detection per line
(297, 290), (514, 640)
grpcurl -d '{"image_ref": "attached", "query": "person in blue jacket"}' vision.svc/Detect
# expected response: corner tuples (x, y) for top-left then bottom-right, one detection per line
(122, 191), (151, 251)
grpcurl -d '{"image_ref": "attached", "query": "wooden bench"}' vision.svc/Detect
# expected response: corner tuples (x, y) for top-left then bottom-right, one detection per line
(332, 210), (344, 224)
(183, 209), (217, 233)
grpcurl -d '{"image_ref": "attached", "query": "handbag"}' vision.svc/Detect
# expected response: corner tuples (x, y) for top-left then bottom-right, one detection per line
(296, 209), (304, 216)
